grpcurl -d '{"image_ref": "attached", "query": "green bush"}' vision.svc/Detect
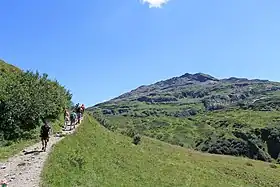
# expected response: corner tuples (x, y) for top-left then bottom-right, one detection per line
(92, 110), (116, 130)
(0, 70), (72, 141)
(133, 134), (141, 145)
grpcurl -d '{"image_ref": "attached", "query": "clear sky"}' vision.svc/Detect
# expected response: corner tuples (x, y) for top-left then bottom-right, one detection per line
(1, 0), (280, 107)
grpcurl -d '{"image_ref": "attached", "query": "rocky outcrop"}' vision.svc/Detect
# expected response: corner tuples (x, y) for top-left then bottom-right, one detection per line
(180, 73), (219, 82)
(137, 96), (177, 103)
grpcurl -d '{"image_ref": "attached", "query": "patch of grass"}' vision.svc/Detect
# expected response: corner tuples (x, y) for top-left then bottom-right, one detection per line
(0, 139), (38, 161)
(41, 114), (280, 187)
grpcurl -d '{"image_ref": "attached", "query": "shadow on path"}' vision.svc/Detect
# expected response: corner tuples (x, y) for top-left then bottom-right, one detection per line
(23, 150), (43, 155)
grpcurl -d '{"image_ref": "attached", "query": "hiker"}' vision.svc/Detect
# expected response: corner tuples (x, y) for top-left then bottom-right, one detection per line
(64, 108), (69, 117)
(81, 104), (85, 120)
(70, 111), (77, 130)
(40, 119), (51, 152)
(75, 104), (82, 124)
(75, 103), (80, 112)
(64, 108), (70, 130)
(77, 106), (83, 123)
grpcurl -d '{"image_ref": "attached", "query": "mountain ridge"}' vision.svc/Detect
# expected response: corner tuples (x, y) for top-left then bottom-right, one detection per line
(102, 72), (277, 104)
(89, 71), (280, 163)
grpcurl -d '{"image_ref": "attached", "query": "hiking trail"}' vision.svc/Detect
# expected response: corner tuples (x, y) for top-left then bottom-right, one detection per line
(0, 122), (80, 187)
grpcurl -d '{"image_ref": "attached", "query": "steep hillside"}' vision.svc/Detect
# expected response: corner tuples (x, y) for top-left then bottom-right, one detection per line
(0, 59), (21, 74)
(41, 114), (280, 187)
(89, 73), (280, 163)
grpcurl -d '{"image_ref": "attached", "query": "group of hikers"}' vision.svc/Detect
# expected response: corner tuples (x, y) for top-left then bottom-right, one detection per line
(64, 103), (85, 130)
(40, 103), (85, 152)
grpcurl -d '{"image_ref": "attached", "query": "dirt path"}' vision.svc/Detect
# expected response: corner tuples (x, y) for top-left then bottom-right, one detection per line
(0, 121), (80, 187)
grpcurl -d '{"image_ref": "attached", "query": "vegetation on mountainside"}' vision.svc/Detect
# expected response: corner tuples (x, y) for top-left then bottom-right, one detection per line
(0, 59), (21, 73)
(89, 73), (280, 163)
(0, 60), (72, 145)
(42, 114), (280, 187)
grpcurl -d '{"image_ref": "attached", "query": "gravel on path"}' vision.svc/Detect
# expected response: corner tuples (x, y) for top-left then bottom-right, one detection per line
(0, 121), (80, 187)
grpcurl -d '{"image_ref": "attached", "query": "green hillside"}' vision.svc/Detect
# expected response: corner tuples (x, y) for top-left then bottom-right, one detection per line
(41, 114), (280, 187)
(0, 59), (21, 73)
(88, 73), (280, 163)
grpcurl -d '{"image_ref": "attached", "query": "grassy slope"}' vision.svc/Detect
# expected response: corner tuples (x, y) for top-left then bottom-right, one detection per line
(41, 114), (280, 187)
(0, 114), (64, 161)
(0, 59), (21, 73)
(101, 109), (280, 147)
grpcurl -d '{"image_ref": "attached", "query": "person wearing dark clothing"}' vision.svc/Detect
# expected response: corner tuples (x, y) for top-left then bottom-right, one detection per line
(77, 106), (82, 124)
(80, 104), (85, 119)
(75, 103), (80, 112)
(40, 119), (51, 152)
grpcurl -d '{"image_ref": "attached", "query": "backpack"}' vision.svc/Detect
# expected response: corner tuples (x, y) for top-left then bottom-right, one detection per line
(41, 124), (50, 135)
(70, 112), (76, 119)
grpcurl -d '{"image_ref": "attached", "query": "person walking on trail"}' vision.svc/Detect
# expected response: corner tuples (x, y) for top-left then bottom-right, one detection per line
(77, 106), (83, 124)
(81, 104), (85, 120)
(40, 119), (51, 152)
(64, 108), (69, 118)
(75, 103), (80, 112)
(70, 111), (77, 130)
(64, 108), (70, 130)
(74, 104), (82, 124)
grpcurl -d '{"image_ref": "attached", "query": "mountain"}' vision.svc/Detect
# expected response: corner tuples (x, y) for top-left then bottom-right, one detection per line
(89, 73), (280, 163)
(92, 72), (280, 112)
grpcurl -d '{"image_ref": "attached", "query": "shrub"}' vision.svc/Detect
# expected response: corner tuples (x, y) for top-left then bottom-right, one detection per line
(133, 134), (141, 145)
(92, 110), (118, 131)
(270, 164), (277, 169)
(125, 128), (136, 138)
(245, 162), (253, 167)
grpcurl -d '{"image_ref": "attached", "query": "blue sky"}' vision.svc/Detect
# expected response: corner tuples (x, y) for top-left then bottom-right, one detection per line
(1, 0), (280, 107)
